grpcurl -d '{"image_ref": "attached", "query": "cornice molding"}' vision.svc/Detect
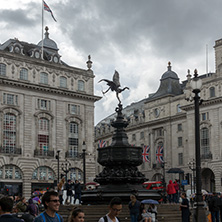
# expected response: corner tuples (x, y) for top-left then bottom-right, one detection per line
(0, 77), (101, 102)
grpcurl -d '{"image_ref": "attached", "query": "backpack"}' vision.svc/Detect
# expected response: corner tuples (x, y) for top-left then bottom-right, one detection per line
(40, 212), (61, 222)
(103, 215), (120, 222)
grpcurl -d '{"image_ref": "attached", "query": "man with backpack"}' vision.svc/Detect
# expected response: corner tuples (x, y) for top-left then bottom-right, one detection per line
(34, 190), (63, 222)
(98, 197), (122, 222)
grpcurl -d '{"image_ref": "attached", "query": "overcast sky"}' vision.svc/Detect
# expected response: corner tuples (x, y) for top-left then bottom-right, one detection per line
(0, 0), (220, 124)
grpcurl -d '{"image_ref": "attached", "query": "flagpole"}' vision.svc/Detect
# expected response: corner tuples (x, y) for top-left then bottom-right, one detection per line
(41, 0), (44, 60)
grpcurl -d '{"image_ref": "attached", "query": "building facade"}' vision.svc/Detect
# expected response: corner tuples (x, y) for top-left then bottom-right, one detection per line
(0, 27), (100, 198)
(95, 36), (222, 192)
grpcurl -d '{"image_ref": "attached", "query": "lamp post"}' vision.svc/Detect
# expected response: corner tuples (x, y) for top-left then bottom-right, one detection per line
(61, 159), (71, 183)
(82, 141), (86, 185)
(188, 159), (196, 194)
(55, 150), (60, 183)
(189, 69), (206, 222)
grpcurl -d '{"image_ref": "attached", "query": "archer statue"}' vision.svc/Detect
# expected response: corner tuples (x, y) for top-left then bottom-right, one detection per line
(98, 70), (129, 104)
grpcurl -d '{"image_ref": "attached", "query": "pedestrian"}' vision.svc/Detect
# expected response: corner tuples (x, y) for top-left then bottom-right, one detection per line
(65, 179), (73, 205)
(15, 196), (27, 212)
(128, 195), (140, 222)
(209, 192), (220, 222)
(147, 204), (157, 222)
(68, 207), (84, 222)
(57, 177), (65, 204)
(74, 180), (82, 205)
(166, 180), (176, 203)
(180, 192), (190, 222)
(174, 179), (180, 203)
(27, 198), (38, 217)
(0, 196), (23, 222)
(98, 197), (122, 222)
(34, 190), (64, 222)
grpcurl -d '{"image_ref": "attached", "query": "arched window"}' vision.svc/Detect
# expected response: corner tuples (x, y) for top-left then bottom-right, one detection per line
(38, 118), (49, 155)
(0, 165), (22, 179)
(32, 166), (55, 180)
(0, 63), (6, 76)
(78, 80), (85, 91)
(40, 72), (48, 84)
(60, 76), (67, 88)
(20, 68), (28, 80)
(3, 113), (16, 152)
(209, 87), (215, 98)
(200, 127), (210, 157)
(70, 168), (83, 181)
(68, 122), (79, 157)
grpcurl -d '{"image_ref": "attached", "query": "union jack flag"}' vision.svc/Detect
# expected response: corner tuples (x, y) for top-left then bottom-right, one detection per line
(142, 145), (150, 162)
(156, 146), (164, 163)
(43, 0), (57, 22)
(98, 140), (106, 148)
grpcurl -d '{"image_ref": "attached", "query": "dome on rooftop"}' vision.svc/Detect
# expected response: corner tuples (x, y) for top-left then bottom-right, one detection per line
(37, 26), (58, 51)
(161, 62), (179, 80)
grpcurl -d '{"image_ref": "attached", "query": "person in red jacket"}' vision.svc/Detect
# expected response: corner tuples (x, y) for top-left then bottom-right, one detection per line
(166, 180), (176, 203)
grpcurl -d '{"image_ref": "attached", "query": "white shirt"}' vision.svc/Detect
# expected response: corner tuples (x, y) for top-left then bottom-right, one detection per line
(98, 215), (119, 222)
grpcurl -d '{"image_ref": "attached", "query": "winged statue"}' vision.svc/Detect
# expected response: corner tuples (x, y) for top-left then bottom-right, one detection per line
(98, 70), (129, 104)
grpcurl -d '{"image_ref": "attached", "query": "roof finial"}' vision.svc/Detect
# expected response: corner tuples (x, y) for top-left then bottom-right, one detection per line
(86, 55), (93, 70)
(168, 61), (171, 70)
(45, 26), (49, 39)
(187, 69), (191, 82)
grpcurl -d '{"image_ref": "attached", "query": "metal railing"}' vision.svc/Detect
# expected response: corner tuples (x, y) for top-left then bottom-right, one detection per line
(0, 146), (22, 155)
(34, 149), (54, 157)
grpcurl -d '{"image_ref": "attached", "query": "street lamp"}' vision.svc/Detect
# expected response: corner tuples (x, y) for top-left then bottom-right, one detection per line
(82, 141), (86, 185)
(189, 69), (206, 222)
(188, 159), (196, 194)
(55, 150), (60, 183)
(61, 159), (71, 183)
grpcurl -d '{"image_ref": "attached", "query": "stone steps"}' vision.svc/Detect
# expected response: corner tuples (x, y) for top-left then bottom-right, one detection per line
(58, 203), (188, 222)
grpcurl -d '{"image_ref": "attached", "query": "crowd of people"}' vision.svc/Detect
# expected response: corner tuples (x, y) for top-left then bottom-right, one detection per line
(57, 178), (82, 205)
(0, 191), (123, 222)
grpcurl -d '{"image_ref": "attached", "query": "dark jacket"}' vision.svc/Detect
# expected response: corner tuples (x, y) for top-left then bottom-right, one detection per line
(209, 195), (220, 212)
(128, 200), (140, 215)
(0, 214), (24, 222)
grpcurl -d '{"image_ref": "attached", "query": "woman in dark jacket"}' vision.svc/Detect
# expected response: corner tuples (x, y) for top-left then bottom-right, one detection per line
(180, 192), (190, 222)
(26, 198), (38, 217)
(128, 195), (141, 222)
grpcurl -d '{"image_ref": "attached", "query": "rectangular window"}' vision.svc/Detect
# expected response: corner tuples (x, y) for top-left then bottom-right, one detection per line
(38, 99), (50, 111)
(202, 112), (209, 121)
(3, 93), (18, 105)
(156, 128), (163, 137)
(40, 73), (48, 84)
(178, 123), (182, 131)
(178, 153), (183, 165)
(68, 104), (80, 115)
(140, 132), (144, 139)
(0, 63), (6, 76)
(178, 137), (183, 147)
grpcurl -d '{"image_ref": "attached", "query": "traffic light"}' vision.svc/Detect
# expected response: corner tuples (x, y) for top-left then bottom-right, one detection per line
(185, 173), (190, 184)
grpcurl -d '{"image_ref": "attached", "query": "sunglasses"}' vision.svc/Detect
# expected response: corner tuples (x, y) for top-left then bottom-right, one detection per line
(49, 199), (60, 203)
(112, 208), (122, 212)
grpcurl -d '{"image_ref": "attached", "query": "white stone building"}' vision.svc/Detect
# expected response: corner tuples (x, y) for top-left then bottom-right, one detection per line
(0, 27), (100, 198)
(95, 36), (222, 192)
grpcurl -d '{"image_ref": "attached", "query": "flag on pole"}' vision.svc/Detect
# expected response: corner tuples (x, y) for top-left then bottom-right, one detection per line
(156, 145), (164, 163)
(142, 145), (150, 162)
(98, 140), (106, 148)
(43, 0), (57, 22)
